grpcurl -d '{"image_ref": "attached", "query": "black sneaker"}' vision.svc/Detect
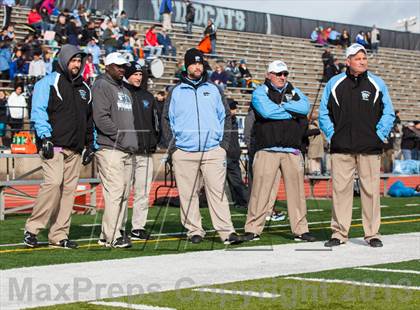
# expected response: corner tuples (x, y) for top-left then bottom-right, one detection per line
(131, 229), (152, 240)
(324, 238), (345, 247)
(224, 232), (243, 245)
(367, 238), (383, 248)
(98, 239), (107, 246)
(111, 236), (132, 248)
(189, 235), (203, 244)
(23, 231), (38, 248)
(242, 232), (260, 242)
(49, 239), (78, 249)
(294, 232), (316, 242)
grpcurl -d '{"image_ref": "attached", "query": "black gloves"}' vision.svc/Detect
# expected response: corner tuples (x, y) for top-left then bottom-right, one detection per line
(41, 138), (54, 159)
(82, 146), (96, 166)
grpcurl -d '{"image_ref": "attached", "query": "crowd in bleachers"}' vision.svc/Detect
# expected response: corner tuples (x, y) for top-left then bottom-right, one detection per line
(310, 25), (380, 54)
(0, 0), (418, 177)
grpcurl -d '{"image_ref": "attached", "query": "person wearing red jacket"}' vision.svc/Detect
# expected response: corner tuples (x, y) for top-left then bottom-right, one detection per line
(143, 25), (162, 58)
(27, 6), (45, 33)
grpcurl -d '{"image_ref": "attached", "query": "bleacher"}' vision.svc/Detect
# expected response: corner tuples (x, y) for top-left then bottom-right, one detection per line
(1, 6), (419, 121)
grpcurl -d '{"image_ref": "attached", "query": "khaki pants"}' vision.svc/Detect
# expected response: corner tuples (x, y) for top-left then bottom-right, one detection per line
(96, 149), (133, 243)
(245, 151), (309, 236)
(25, 149), (81, 244)
(130, 154), (153, 231)
(331, 153), (381, 242)
(172, 147), (235, 241)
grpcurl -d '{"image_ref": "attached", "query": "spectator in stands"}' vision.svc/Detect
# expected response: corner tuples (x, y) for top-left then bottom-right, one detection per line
(316, 26), (327, 46)
(54, 14), (69, 45)
(40, 0), (56, 16)
(39, 6), (53, 31)
(7, 83), (26, 132)
(371, 25), (380, 54)
(82, 54), (95, 84)
(319, 43), (395, 248)
(401, 122), (419, 160)
(92, 52), (136, 248)
(210, 63), (228, 90)
(2, 0), (15, 29)
(102, 20), (119, 55)
(185, 0), (195, 35)
(321, 47), (334, 82)
(80, 21), (98, 46)
(157, 29), (177, 58)
(1, 24), (14, 42)
(66, 17), (82, 46)
(75, 4), (89, 27)
(9, 48), (28, 79)
(160, 0), (173, 31)
(310, 27), (318, 43)
(119, 31), (134, 55)
(117, 10), (130, 32)
(392, 110), (403, 160)
(243, 60), (315, 243)
(339, 29), (351, 48)
(27, 6), (44, 34)
(328, 27), (340, 45)
(226, 98), (249, 208)
(144, 25), (162, 58)
(123, 61), (159, 241)
(0, 90), (7, 148)
(84, 37), (101, 73)
(28, 51), (46, 77)
(239, 59), (252, 88)
(204, 19), (217, 56)
(355, 31), (368, 48)
(0, 41), (11, 79)
(23, 48), (93, 249)
(174, 59), (184, 80)
(162, 48), (241, 245)
(225, 60), (240, 87)
(325, 57), (343, 81)
(44, 50), (53, 74)
(365, 31), (372, 50)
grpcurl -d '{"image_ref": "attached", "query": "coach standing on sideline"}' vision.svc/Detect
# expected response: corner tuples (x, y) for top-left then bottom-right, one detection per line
(162, 48), (240, 245)
(93, 52), (137, 248)
(24, 45), (94, 249)
(319, 43), (395, 248)
(123, 61), (159, 241)
(243, 60), (316, 242)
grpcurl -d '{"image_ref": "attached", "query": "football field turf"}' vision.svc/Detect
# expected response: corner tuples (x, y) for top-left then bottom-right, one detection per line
(1, 197), (419, 309)
(0, 197), (419, 269)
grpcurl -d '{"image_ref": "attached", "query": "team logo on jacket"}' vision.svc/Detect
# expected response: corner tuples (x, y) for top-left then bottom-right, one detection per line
(117, 92), (132, 111)
(79, 89), (87, 100)
(143, 100), (150, 108)
(361, 90), (371, 101)
(203, 91), (210, 96)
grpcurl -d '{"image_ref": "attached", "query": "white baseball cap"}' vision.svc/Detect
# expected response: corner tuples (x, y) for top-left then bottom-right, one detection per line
(346, 43), (367, 58)
(104, 52), (129, 66)
(267, 60), (288, 73)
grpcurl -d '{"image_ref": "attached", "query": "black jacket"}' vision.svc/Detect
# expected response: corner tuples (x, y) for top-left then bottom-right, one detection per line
(226, 114), (241, 160)
(323, 70), (393, 154)
(186, 3), (195, 22)
(124, 82), (159, 154)
(253, 80), (307, 151)
(31, 45), (93, 153)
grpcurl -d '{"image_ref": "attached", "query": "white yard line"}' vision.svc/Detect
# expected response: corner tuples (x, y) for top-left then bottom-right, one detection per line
(406, 204), (419, 207)
(193, 288), (281, 298)
(1, 232), (419, 309)
(2, 213), (420, 248)
(89, 301), (176, 309)
(284, 276), (420, 291)
(354, 267), (420, 275)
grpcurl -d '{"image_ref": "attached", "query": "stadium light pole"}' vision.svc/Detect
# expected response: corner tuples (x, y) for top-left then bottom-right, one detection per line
(396, 16), (417, 32)
(118, 0), (124, 13)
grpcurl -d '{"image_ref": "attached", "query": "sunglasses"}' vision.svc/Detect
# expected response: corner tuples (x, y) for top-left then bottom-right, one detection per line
(271, 71), (289, 77)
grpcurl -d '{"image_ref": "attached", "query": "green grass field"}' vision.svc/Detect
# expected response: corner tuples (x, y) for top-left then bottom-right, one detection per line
(32, 259), (420, 310)
(1, 197), (419, 270)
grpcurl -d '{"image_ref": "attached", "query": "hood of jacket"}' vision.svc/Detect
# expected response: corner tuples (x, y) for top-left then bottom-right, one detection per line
(57, 44), (87, 82)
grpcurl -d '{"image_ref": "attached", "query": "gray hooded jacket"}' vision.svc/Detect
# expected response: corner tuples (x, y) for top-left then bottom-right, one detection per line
(92, 73), (138, 153)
